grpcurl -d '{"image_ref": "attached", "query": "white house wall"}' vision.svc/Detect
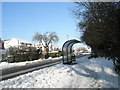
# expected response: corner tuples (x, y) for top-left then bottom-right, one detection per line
(4, 39), (19, 49)
(4, 38), (32, 49)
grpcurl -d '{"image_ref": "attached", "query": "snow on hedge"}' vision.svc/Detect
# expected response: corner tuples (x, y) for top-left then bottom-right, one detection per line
(0, 55), (118, 88)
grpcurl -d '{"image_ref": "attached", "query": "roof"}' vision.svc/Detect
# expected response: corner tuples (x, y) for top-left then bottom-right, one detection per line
(6, 38), (32, 44)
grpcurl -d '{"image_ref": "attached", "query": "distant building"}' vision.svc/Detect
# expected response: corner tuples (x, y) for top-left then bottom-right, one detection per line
(33, 43), (42, 48)
(0, 38), (4, 49)
(4, 38), (32, 49)
(33, 43), (59, 53)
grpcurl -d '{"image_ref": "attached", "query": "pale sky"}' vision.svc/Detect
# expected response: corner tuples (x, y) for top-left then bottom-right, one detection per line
(2, 2), (87, 49)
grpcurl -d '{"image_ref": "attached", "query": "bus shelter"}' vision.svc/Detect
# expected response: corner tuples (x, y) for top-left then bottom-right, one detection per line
(62, 39), (81, 64)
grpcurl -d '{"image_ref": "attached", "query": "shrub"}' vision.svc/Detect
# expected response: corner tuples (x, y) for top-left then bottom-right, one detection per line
(7, 46), (40, 63)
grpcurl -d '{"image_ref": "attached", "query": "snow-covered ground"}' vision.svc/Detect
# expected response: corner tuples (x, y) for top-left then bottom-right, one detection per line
(0, 57), (62, 70)
(0, 55), (119, 88)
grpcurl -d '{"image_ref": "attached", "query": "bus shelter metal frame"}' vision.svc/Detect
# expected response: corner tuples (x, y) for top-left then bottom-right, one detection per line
(62, 39), (81, 64)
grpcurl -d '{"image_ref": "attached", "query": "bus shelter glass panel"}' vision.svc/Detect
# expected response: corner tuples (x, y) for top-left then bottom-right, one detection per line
(62, 41), (73, 63)
(63, 41), (69, 61)
(67, 43), (75, 63)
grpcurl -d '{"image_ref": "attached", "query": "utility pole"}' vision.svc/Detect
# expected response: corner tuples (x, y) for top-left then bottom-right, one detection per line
(18, 40), (19, 49)
(67, 35), (69, 40)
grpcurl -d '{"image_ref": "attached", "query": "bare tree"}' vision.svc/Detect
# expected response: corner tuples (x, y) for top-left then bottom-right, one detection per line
(33, 32), (59, 54)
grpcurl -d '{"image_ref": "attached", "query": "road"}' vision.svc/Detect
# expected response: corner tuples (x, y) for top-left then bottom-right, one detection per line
(0, 54), (85, 81)
(0, 58), (62, 81)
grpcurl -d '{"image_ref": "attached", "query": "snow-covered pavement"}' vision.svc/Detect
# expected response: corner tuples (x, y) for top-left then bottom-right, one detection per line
(0, 55), (119, 88)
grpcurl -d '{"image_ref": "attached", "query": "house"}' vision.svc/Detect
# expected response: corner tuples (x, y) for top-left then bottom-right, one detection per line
(0, 38), (4, 49)
(0, 38), (6, 61)
(33, 43), (60, 53)
(4, 38), (32, 49)
(33, 43), (42, 48)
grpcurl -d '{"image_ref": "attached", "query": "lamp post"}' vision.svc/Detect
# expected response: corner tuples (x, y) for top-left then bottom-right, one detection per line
(18, 40), (19, 49)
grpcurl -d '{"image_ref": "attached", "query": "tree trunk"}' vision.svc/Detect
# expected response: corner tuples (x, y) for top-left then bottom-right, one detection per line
(44, 46), (49, 59)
